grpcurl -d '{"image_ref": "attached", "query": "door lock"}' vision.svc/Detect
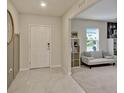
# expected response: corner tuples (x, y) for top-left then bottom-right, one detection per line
(48, 43), (50, 50)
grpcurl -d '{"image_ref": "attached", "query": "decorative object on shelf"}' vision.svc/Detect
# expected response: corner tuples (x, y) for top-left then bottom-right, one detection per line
(7, 10), (14, 45)
(71, 32), (78, 38)
(74, 42), (79, 47)
(107, 22), (117, 38)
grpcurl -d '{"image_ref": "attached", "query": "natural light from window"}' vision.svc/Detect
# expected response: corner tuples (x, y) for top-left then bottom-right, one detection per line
(86, 28), (99, 52)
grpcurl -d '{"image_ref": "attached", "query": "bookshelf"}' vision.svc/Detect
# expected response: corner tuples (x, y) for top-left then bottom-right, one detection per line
(71, 32), (80, 67)
(107, 22), (117, 56)
(108, 38), (117, 55)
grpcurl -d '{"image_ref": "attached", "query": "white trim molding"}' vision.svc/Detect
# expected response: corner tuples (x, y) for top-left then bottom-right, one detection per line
(20, 68), (30, 72)
(50, 65), (61, 68)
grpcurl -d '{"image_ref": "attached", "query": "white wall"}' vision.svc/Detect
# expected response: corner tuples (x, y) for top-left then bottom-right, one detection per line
(7, 0), (19, 34)
(19, 14), (62, 70)
(71, 19), (108, 53)
(62, 0), (99, 75)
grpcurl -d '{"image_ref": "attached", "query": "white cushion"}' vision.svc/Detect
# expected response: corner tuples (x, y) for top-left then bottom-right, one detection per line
(90, 51), (103, 58)
(104, 56), (113, 59)
(87, 58), (114, 65)
(102, 51), (111, 57)
(83, 51), (91, 57)
(85, 57), (94, 60)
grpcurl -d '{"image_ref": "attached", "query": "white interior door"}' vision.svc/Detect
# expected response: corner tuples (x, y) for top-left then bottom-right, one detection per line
(31, 25), (51, 68)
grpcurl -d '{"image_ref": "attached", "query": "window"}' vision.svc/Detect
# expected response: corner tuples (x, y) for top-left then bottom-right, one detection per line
(86, 28), (99, 52)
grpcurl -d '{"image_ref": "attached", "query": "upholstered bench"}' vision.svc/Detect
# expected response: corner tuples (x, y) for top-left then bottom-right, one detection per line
(81, 51), (115, 69)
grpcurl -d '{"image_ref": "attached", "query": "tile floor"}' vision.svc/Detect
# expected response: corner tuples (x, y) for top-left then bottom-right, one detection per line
(8, 67), (85, 93)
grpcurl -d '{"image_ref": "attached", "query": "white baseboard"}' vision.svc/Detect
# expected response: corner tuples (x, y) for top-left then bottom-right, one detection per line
(20, 68), (30, 71)
(20, 65), (62, 71)
(50, 65), (61, 68)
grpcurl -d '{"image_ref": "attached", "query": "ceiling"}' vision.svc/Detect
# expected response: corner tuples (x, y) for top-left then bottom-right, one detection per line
(11, 0), (79, 16)
(76, 0), (117, 22)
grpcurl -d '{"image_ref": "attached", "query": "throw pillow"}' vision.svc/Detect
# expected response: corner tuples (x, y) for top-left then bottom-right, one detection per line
(102, 51), (111, 58)
(84, 51), (91, 57)
(86, 57), (94, 60)
(90, 51), (103, 58)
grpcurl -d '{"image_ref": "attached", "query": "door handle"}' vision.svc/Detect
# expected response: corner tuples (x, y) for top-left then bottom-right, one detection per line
(48, 43), (50, 50)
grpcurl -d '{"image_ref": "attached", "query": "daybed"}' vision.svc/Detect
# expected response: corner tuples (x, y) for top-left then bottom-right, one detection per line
(81, 51), (115, 68)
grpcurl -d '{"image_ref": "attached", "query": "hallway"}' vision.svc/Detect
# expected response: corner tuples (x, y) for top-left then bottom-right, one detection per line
(8, 68), (85, 93)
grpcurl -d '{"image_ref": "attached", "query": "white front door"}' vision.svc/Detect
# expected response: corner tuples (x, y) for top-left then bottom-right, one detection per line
(31, 25), (51, 68)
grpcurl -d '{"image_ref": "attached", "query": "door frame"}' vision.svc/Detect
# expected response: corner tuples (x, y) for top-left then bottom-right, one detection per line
(28, 24), (52, 69)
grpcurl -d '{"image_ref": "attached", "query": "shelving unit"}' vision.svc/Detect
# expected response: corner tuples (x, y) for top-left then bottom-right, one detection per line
(71, 32), (80, 67)
(108, 38), (117, 55)
(107, 22), (117, 56)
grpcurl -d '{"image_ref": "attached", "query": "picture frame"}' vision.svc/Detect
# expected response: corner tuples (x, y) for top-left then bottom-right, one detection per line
(107, 22), (117, 38)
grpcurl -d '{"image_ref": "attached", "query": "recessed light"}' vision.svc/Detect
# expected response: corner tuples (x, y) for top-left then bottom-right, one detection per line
(41, 1), (47, 7)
